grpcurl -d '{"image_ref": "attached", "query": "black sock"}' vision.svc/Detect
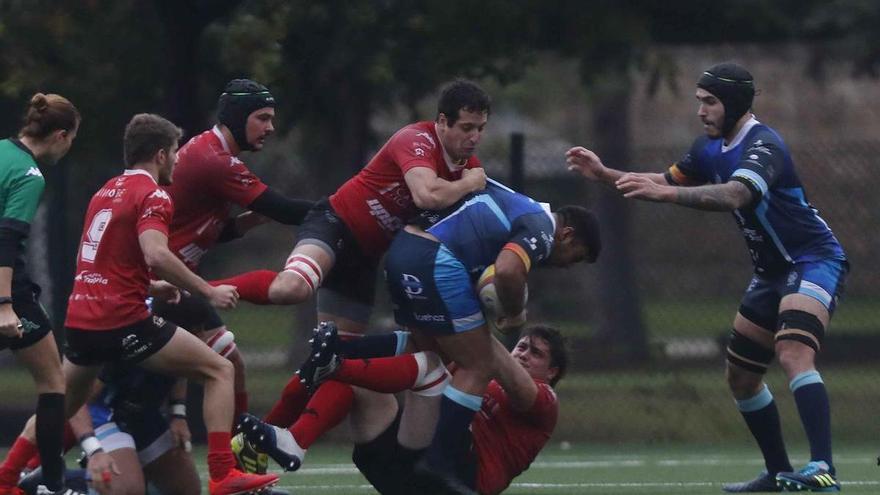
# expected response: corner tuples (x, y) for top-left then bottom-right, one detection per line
(793, 381), (833, 470)
(741, 401), (793, 475)
(36, 393), (66, 491)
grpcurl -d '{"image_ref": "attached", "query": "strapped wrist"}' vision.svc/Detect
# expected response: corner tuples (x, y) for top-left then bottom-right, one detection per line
(170, 401), (187, 419)
(79, 435), (103, 457)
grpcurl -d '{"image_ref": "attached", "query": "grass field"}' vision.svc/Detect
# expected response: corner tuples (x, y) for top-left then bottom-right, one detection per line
(36, 442), (872, 494)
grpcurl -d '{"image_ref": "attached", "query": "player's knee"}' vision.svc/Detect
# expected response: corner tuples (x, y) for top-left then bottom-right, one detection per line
(775, 309), (824, 353)
(725, 329), (774, 375)
(269, 270), (314, 304)
(202, 353), (235, 385)
(411, 351), (449, 397)
(725, 363), (763, 397)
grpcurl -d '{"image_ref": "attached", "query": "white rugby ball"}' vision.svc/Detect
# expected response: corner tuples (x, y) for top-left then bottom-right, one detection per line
(476, 265), (527, 321)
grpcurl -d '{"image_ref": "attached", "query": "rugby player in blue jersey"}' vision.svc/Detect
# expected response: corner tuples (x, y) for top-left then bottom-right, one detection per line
(567, 62), (848, 493)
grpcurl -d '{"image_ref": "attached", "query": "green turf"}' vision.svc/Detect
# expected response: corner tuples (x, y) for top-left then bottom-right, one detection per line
(35, 442), (873, 494)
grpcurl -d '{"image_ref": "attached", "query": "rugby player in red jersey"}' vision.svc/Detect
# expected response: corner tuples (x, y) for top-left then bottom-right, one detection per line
(222, 80), (490, 445)
(153, 79), (314, 421)
(60, 113), (278, 495)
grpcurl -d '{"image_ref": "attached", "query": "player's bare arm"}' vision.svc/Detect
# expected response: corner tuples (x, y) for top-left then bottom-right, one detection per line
(0, 267), (21, 338)
(616, 173), (752, 211)
(492, 249), (528, 332)
(404, 166), (487, 210)
(566, 147), (666, 186)
(490, 337), (538, 412)
(139, 229), (239, 309)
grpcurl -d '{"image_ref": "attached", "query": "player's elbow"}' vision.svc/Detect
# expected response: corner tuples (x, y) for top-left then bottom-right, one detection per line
(142, 246), (171, 273)
(411, 189), (443, 210)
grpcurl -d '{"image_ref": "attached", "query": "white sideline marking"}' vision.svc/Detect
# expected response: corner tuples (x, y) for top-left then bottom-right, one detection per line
(276, 480), (880, 490)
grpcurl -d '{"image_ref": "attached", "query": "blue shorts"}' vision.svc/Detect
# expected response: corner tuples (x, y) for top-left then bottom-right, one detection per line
(739, 258), (848, 332)
(385, 231), (485, 335)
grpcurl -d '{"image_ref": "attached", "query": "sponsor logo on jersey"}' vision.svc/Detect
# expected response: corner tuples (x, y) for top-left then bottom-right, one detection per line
(149, 189), (171, 201)
(25, 167), (43, 178)
(523, 237), (538, 251)
(414, 131), (436, 148)
(74, 271), (109, 285)
(179, 243), (207, 266)
(366, 198), (404, 233)
(401, 273), (426, 300)
(413, 313), (446, 322)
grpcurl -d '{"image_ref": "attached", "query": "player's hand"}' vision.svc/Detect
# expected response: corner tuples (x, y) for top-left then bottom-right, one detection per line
(149, 280), (181, 304)
(86, 450), (121, 494)
(616, 173), (674, 202)
(0, 304), (22, 338)
(566, 147), (608, 182)
(463, 167), (487, 192)
(207, 284), (239, 309)
(169, 417), (193, 453)
(495, 310), (527, 335)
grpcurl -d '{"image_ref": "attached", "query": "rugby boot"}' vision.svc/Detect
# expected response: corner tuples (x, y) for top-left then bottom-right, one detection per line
(776, 461), (840, 492)
(231, 432), (269, 474)
(296, 321), (341, 393)
(238, 413), (304, 472)
(34, 486), (86, 495)
(208, 468), (278, 495)
(722, 470), (782, 492)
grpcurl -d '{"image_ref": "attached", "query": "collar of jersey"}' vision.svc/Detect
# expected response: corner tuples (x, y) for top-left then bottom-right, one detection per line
(721, 115), (760, 152)
(540, 202), (556, 232)
(212, 125), (232, 154)
(434, 123), (468, 172)
(123, 168), (157, 183)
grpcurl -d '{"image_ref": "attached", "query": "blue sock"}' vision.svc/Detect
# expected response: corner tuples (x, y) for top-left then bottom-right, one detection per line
(736, 384), (793, 475)
(423, 386), (482, 487)
(790, 370), (833, 471)
(338, 330), (408, 358)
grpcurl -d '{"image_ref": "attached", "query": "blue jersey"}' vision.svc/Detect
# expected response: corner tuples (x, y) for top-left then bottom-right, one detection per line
(666, 118), (846, 274)
(426, 179), (556, 276)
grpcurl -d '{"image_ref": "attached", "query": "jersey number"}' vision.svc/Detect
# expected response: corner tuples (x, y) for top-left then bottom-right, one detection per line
(81, 209), (113, 262)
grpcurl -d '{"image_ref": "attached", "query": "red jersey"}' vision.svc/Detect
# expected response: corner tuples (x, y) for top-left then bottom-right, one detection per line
(329, 121), (481, 258)
(165, 127), (267, 270)
(66, 170), (174, 330)
(472, 379), (558, 495)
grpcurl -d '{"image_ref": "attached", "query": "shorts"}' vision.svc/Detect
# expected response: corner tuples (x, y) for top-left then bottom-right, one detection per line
(739, 258), (849, 332)
(64, 315), (177, 366)
(385, 231), (485, 335)
(90, 402), (174, 466)
(296, 197), (377, 323)
(150, 291), (224, 333)
(0, 290), (53, 352)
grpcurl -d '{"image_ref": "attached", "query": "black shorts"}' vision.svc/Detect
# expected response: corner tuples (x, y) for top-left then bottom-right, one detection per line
(64, 315), (176, 366)
(297, 197), (378, 321)
(150, 291), (224, 333)
(0, 290), (53, 352)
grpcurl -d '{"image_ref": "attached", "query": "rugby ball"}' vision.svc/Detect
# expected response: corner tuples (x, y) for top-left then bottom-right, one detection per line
(476, 265), (527, 322)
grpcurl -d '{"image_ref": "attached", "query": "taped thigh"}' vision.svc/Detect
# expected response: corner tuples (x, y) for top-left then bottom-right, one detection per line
(726, 329), (775, 374)
(776, 309), (824, 352)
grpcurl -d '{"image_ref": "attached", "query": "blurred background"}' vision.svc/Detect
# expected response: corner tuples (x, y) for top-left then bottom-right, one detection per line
(1, 0), (878, 454)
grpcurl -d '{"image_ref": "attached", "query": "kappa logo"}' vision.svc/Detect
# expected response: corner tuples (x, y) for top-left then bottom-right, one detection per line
(401, 273), (426, 300)
(522, 237), (538, 251)
(414, 131), (436, 148)
(25, 167), (43, 178)
(149, 189), (171, 201)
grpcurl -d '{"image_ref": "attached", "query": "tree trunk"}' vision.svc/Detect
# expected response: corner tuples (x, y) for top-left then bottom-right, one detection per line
(590, 71), (649, 361)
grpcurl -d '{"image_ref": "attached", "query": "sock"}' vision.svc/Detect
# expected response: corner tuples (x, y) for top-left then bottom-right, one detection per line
(290, 380), (355, 449)
(210, 270), (276, 305)
(736, 384), (793, 475)
(234, 391), (249, 425)
(790, 370), (833, 470)
(36, 393), (65, 490)
(264, 375), (310, 427)
(338, 331), (408, 359)
(423, 386), (482, 488)
(207, 431), (235, 481)
(22, 419), (73, 472)
(0, 436), (38, 487)
(334, 354), (420, 393)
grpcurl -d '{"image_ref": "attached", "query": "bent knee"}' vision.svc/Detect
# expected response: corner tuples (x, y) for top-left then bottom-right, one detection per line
(269, 272), (313, 304)
(201, 354), (235, 384)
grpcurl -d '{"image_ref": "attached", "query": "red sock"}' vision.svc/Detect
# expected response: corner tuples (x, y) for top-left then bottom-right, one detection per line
(263, 375), (309, 427)
(210, 270), (276, 305)
(206, 431), (235, 481)
(234, 391), (249, 424)
(0, 436), (37, 487)
(24, 453), (40, 472)
(289, 380), (354, 449)
(334, 354), (419, 393)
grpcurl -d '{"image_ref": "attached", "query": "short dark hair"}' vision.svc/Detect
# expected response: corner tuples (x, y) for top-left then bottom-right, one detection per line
(437, 79), (491, 126)
(123, 113), (182, 167)
(521, 325), (568, 386)
(19, 93), (80, 139)
(555, 205), (601, 263)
